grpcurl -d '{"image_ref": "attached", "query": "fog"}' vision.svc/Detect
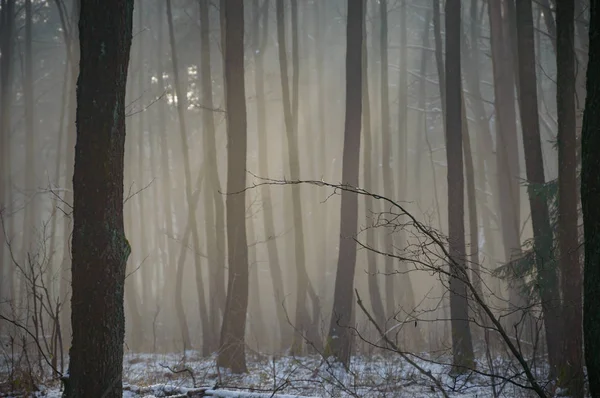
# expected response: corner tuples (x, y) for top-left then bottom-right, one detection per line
(0, 0), (585, 389)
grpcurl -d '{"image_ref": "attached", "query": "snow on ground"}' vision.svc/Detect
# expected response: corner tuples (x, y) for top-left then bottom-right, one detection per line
(5, 351), (542, 397)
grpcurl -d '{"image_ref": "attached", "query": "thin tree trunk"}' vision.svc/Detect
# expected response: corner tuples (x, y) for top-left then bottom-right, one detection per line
(461, 89), (481, 298)
(515, 0), (563, 377)
(251, 0), (290, 350)
(21, 0), (36, 269)
(326, 0), (363, 368)
(275, 0), (310, 354)
(556, 1), (584, 394)
(396, 0), (417, 320)
(217, 0), (249, 373)
(464, 0), (498, 266)
(379, 0), (396, 321)
(136, 0), (151, 319)
(199, 0), (226, 352)
(155, 0), (179, 353)
(445, 0), (475, 373)
(247, 209), (266, 350)
(0, 0), (15, 305)
(166, 0), (210, 351)
(362, 1), (385, 329)
(488, 0), (524, 314)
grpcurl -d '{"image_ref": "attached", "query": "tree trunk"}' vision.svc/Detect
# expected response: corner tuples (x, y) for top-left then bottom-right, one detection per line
(445, 0), (475, 373)
(166, 0), (210, 352)
(135, 0), (152, 320)
(199, 0), (226, 353)
(379, 0), (396, 320)
(275, 0), (310, 354)
(21, 0), (36, 267)
(217, 0), (249, 373)
(556, 1), (584, 394)
(59, 0), (80, 350)
(0, 0), (15, 304)
(582, 2), (600, 396)
(515, 0), (563, 377)
(464, 0), (498, 267)
(326, 0), (363, 368)
(63, 0), (133, 395)
(488, 0), (524, 314)
(251, 0), (290, 350)
(461, 89), (481, 298)
(155, 0), (179, 353)
(362, 1), (385, 330)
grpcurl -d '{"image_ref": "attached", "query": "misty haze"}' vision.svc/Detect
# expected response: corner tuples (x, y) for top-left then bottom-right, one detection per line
(0, 0), (598, 397)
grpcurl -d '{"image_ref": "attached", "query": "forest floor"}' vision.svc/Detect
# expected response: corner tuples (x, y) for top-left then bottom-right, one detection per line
(4, 350), (548, 397)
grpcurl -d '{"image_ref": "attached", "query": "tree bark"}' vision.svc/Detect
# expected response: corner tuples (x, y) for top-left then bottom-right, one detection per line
(445, 0), (475, 373)
(326, 0), (363, 368)
(515, 0), (563, 377)
(556, 1), (584, 394)
(63, 0), (134, 395)
(582, 2), (600, 396)
(0, 0), (15, 304)
(217, 0), (249, 373)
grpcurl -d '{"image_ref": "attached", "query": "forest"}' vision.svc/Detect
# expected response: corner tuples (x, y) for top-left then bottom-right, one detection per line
(0, 0), (599, 397)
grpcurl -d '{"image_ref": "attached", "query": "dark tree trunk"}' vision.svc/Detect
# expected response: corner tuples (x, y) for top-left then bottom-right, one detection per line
(515, 0), (563, 377)
(0, 0), (15, 304)
(326, 0), (363, 368)
(582, 2), (600, 396)
(445, 0), (475, 373)
(556, 1), (584, 394)
(217, 0), (249, 374)
(63, 0), (134, 396)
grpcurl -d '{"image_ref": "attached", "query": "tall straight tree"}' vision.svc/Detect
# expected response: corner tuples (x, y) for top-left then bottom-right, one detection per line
(326, 0), (363, 368)
(515, 0), (562, 377)
(582, 1), (600, 396)
(275, 0), (311, 354)
(361, 0), (385, 329)
(556, 0), (584, 394)
(0, 0), (15, 303)
(252, 0), (290, 349)
(217, 0), (249, 374)
(445, 0), (474, 373)
(199, 0), (226, 350)
(21, 0), (36, 263)
(379, 0), (395, 319)
(63, 0), (134, 396)
(488, 0), (524, 314)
